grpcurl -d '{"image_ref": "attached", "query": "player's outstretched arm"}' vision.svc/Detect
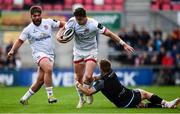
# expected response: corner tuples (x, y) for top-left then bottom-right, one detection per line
(7, 39), (24, 59)
(76, 81), (96, 96)
(103, 29), (135, 54)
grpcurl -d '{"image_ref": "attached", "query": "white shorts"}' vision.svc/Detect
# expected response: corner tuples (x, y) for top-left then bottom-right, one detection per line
(73, 49), (98, 64)
(32, 52), (54, 65)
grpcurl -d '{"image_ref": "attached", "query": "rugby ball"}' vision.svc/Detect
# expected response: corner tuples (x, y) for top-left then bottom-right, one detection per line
(61, 28), (75, 43)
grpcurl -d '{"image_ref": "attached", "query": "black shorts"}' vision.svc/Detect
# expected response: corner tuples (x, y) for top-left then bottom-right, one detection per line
(115, 88), (141, 108)
(126, 90), (141, 108)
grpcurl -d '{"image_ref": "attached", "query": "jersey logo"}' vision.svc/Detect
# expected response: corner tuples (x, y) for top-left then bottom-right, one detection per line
(53, 19), (57, 22)
(98, 23), (103, 29)
(33, 29), (37, 33)
(84, 28), (89, 34)
(44, 25), (48, 30)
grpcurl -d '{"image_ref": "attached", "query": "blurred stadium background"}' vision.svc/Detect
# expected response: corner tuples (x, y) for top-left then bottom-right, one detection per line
(0, 0), (180, 113)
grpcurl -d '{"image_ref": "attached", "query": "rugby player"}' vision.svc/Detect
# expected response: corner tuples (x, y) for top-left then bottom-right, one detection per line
(76, 59), (180, 108)
(57, 8), (134, 108)
(7, 6), (65, 105)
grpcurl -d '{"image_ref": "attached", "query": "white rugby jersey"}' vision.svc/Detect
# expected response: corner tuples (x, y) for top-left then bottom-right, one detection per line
(65, 17), (106, 51)
(19, 18), (60, 55)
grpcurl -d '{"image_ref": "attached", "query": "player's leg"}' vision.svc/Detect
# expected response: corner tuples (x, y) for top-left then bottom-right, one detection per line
(83, 60), (97, 84)
(83, 51), (97, 85)
(38, 57), (57, 103)
(83, 59), (97, 104)
(137, 102), (162, 108)
(31, 67), (44, 92)
(74, 60), (85, 108)
(137, 89), (164, 108)
(20, 67), (44, 105)
(137, 89), (180, 108)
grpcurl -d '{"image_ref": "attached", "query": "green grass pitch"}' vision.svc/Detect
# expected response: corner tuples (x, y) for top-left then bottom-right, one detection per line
(0, 86), (180, 113)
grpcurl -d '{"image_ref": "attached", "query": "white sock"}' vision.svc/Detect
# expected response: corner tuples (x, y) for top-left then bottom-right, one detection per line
(161, 100), (169, 108)
(22, 88), (34, 100)
(45, 87), (53, 98)
(75, 85), (84, 102)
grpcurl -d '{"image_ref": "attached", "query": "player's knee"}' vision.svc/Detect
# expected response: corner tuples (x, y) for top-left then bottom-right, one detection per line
(36, 78), (44, 84)
(135, 88), (146, 99)
(44, 66), (53, 74)
(138, 89), (149, 99)
(143, 92), (149, 98)
(85, 75), (92, 80)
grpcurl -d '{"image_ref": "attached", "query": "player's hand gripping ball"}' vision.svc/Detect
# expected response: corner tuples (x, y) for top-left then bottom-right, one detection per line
(59, 28), (75, 43)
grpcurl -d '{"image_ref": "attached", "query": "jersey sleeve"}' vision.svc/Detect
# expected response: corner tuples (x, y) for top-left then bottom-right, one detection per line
(92, 18), (106, 34)
(19, 27), (28, 41)
(92, 80), (104, 93)
(48, 18), (61, 28)
(65, 17), (75, 29)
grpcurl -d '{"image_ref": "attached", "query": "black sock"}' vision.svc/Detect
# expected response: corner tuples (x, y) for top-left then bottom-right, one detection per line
(149, 94), (163, 105)
(145, 103), (162, 108)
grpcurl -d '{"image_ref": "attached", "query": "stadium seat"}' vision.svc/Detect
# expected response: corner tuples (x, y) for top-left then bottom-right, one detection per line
(115, 0), (124, 5)
(0, 0), (3, 9)
(114, 5), (123, 11)
(0, 0), (3, 4)
(65, 0), (73, 9)
(151, 4), (159, 11)
(162, 0), (171, 4)
(4, 0), (13, 5)
(84, 0), (93, 5)
(94, 5), (103, 11)
(5, 4), (13, 10)
(84, 4), (93, 10)
(172, 4), (180, 11)
(105, 0), (113, 4)
(53, 4), (63, 10)
(42, 4), (53, 10)
(65, 0), (74, 5)
(64, 4), (72, 10)
(153, 0), (160, 4)
(74, 0), (83, 4)
(104, 5), (113, 10)
(162, 4), (171, 11)
(24, 0), (32, 5)
(3, 0), (12, 11)
(0, 3), (2, 10)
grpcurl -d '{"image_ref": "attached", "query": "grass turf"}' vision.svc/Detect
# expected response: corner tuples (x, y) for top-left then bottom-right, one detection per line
(0, 86), (180, 113)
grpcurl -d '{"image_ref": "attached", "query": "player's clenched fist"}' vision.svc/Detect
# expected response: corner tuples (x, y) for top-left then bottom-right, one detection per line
(7, 50), (15, 59)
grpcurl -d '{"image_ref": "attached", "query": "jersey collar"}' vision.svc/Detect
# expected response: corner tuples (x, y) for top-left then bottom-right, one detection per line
(101, 69), (114, 79)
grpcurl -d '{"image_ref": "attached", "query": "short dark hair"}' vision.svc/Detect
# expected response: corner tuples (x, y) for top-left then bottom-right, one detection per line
(99, 59), (111, 73)
(30, 5), (42, 15)
(73, 7), (86, 17)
